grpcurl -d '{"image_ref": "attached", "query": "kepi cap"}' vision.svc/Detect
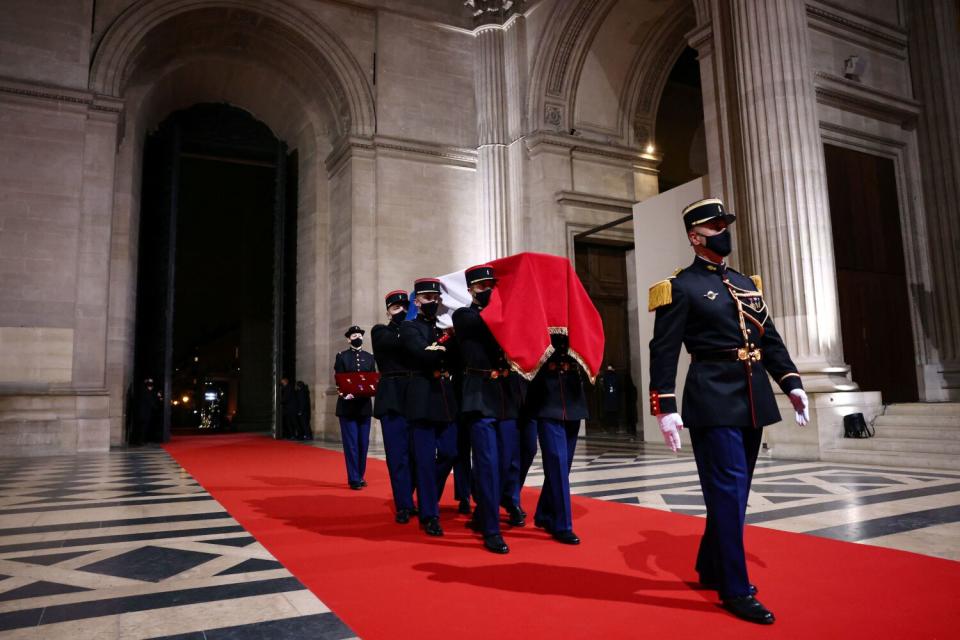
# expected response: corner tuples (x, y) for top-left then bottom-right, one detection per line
(682, 197), (736, 231)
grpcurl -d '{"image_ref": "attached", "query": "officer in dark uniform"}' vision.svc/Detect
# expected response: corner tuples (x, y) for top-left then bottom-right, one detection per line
(453, 264), (526, 554)
(525, 332), (589, 545)
(401, 278), (459, 536)
(372, 290), (418, 523)
(334, 325), (376, 490)
(648, 197), (809, 625)
(600, 365), (621, 429)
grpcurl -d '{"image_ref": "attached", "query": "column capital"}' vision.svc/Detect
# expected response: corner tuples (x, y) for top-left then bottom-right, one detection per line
(465, 0), (525, 28)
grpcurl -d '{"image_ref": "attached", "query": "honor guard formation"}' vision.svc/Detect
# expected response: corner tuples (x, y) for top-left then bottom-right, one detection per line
(328, 197), (811, 625)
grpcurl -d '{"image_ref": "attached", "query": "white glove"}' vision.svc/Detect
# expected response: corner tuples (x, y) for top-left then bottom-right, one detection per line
(342, 393), (355, 400)
(656, 413), (684, 452)
(789, 389), (809, 426)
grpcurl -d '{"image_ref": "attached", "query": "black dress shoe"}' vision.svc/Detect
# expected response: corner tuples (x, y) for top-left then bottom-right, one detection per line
(349, 482), (362, 490)
(395, 509), (411, 524)
(422, 517), (443, 536)
(359, 479), (367, 487)
(458, 499), (472, 515)
(552, 530), (581, 545)
(506, 505), (526, 527)
(721, 596), (775, 625)
(483, 534), (509, 554)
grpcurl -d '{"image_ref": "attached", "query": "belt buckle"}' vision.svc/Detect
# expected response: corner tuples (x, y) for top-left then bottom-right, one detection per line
(433, 370), (441, 379)
(490, 370), (499, 380)
(737, 348), (749, 361)
(750, 349), (762, 362)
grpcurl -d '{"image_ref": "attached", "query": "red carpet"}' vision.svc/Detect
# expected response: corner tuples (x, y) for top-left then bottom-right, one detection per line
(164, 434), (959, 639)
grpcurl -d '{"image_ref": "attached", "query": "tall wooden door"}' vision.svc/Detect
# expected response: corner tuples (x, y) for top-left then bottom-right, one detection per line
(574, 241), (634, 434)
(824, 144), (918, 402)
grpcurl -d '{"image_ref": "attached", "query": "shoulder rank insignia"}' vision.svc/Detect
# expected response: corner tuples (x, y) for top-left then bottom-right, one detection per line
(750, 274), (763, 294)
(648, 278), (674, 312)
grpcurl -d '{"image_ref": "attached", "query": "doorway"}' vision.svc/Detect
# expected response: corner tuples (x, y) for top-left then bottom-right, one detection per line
(574, 240), (637, 435)
(824, 143), (918, 403)
(132, 104), (298, 441)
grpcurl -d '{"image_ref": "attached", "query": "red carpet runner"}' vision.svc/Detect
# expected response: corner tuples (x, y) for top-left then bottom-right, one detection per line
(165, 434), (959, 639)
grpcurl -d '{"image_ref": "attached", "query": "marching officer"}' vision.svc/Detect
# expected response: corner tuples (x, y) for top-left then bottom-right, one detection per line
(648, 197), (809, 625)
(524, 332), (589, 545)
(401, 278), (459, 537)
(453, 264), (526, 554)
(371, 290), (418, 523)
(334, 325), (376, 490)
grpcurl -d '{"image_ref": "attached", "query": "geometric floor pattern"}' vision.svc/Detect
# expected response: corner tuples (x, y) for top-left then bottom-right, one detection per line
(0, 449), (356, 639)
(341, 433), (960, 562)
(2, 434), (958, 638)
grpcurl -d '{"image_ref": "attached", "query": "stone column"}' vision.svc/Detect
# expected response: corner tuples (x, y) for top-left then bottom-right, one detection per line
(725, 0), (851, 391)
(474, 24), (511, 258)
(910, 0), (960, 399)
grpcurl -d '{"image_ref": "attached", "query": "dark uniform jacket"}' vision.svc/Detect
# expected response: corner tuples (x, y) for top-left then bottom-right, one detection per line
(334, 348), (376, 418)
(371, 319), (412, 418)
(524, 334), (590, 422)
(400, 314), (459, 422)
(648, 257), (803, 428)
(452, 304), (525, 420)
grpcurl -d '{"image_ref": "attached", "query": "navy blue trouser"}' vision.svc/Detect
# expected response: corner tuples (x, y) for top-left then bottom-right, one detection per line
(689, 425), (763, 599)
(534, 419), (579, 533)
(411, 419), (457, 520)
(338, 416), (371, 485)
(469, 417), (519, 536)
(509, 418), (539, 508)
(453, 421), (472, 502)
(380, 412), (415, 512)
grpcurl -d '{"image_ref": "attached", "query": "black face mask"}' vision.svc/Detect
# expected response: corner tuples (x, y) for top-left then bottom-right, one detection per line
(350, 337), (363, 348)
(475, 289), (492, 308)
(390, 309), (407, 324)
(420, 301), (439, 318)
(702, 229), (732, 257)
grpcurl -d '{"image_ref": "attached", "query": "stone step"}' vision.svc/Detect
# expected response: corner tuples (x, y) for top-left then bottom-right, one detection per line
(874, 414), (960, 428)
(874, 426), (960, 441)
(833, 436), (960, 455)
(884, 402), (960, 417)
(821, 447), (960, 472)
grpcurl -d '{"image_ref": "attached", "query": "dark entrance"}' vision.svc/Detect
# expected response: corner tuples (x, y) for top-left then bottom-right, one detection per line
(824, 143), (918, 402)
(574, 240), (637, 435)
(132, 104), (298, 441)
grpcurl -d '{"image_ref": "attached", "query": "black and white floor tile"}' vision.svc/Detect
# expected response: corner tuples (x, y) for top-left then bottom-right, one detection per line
(2, 435), (957, 638)
(0, 450), (356, 639)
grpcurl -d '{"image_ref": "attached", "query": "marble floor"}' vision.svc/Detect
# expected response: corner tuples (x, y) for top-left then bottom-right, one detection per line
(1, 435), (958, 638)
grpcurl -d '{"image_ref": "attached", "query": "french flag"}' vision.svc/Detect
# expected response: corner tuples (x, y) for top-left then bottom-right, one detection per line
(406, 253), (605, 383)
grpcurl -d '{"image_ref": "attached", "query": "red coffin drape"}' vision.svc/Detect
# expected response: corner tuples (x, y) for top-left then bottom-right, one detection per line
(481, 252), (604, 383)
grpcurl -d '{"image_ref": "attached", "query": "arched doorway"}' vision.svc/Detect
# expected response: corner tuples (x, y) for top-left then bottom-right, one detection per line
(133, 104), (298, 441)
(93, 1), (377, 446)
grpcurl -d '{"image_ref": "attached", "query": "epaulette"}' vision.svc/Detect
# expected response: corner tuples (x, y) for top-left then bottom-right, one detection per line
(750, 274), (762, 294)
(648, 277), (674, 312)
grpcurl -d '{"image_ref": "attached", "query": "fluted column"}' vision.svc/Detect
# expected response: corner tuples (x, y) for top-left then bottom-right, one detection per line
(474, 25), (511, 258)
(910, 0), (960, 397)
(726, 0), (851, 391)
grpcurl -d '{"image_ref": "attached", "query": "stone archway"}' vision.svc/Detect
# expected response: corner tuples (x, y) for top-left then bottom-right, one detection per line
(95, 1), (377, 446)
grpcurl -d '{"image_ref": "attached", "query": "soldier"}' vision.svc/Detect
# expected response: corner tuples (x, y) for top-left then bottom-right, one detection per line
(372, 290), (418, 524)
(401, 278), (459, 537)
(648, 197), (809, 625)
(524, 332), (589, 545)
(453, 264), (526, 554)
(334, 325), (376, 490)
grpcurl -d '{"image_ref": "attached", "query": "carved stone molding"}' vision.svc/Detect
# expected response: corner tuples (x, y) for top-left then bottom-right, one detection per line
(465, 0), (525, 27)
(814, 71), (921, 128)
(0, 76), (124, 116)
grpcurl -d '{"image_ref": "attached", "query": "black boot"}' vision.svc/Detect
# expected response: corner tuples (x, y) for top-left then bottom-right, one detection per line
(483, 534), (509, 554)
(422, 517), (443, 537)
(721, 596), (775, 625)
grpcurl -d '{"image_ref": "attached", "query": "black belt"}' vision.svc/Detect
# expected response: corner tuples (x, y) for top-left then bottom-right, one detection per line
(423, 370), (451, 380)
(466, 367), (511, 379)
(381, 371), (413, 378)
(547, 362), (579, 373)
(691, 347), (762, 363)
